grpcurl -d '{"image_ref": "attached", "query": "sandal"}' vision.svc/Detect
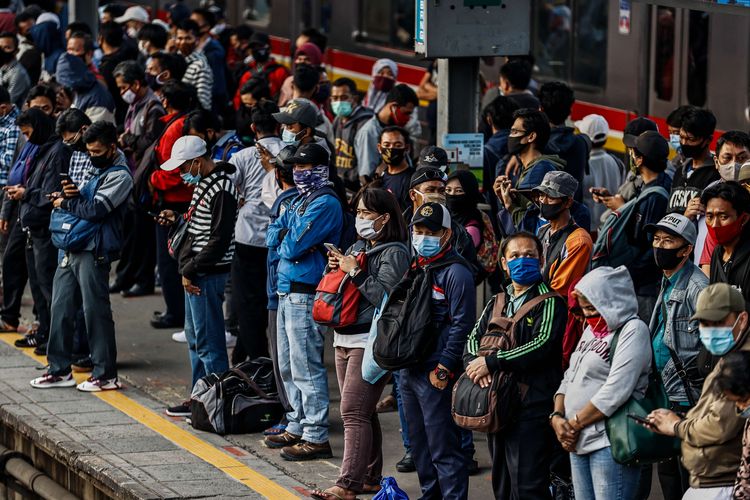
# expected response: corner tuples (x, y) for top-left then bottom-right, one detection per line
(361, 484), (381, 494)
(375, 395), (397, 413)
(310, 487), (358, 500)
(263, 423), (287, 436)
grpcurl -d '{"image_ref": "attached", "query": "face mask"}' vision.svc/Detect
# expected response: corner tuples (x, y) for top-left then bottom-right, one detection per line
(446, 194), (472, 214)
(381, 147), (406, 166)
(315, 81), (331, 104)
(89, 151), (113, 169)
(181, 160), (202, 185)
(669, 134), (681, 153)
(251, 47), (269, 63)
(293, 164), (329, 195)
(127, 27), (139, 39)
(585, 314), (609, 339)
(680, 141), (707, 160)
(62, 130), (81, 148)
(707, 216), (747, 246)
(373, 75), (395, 93)
(718, 161), (741, 182)
(138, 40), (149, 56)
(121, 88), (137, 104)
(415, 190), (446, 206)
(507, 135), (527, 155)
(0, 50), (13, 65)
(699, 317), (739, 356)
(356, 215), (383, 240)
(282, 128), (304, 147)
(412, 233), (443, 258)
(331, 100), (352, 118)
(654, 246), (687, 271)
(505, 257), (542, 286)
(739, 404), (750, 419)
(390, 105), (410, 127)
(540, 201), (566, 221)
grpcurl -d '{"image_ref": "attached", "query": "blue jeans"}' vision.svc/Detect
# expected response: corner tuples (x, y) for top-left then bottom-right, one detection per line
(184, 273), (229, 389)
(570, 447), (640, 500)
(277, 292), (329, 444)
(392, 371), (411, 452)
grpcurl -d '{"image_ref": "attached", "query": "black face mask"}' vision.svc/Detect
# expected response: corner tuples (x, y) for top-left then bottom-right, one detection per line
(235, 107), (254, 145)
(251, 47), (270, 63)
(507, 135), (527, 155)
(446, 194), (473, 215)
(654, 246), (687, 271)
(540, 201), (566, 221)
(90, 152), (113, 169)
(381, 147), (406, 166)
(145, 73), (161, 91)
(0, 50), (14, 65)
(680, 141), (707, 160)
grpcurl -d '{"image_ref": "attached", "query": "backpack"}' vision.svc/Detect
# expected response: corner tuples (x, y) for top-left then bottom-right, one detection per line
(451, 290), (556, 433)
(49, 165), (130, 252)
(470, 211), (499, 274)
(373, 255), (465, 370)
(296, 186), (357, 252)
(313, 242), (408, 328)
(591, 184), (669, 269)
(190, 358), (284, 435)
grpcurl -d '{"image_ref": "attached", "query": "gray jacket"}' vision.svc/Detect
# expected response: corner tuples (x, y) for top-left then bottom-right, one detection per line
(557, 266), (652, 455)
(648, 263), (708, 404)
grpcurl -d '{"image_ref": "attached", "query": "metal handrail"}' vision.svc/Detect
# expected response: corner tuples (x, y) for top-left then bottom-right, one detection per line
(0, 444), (79, 500)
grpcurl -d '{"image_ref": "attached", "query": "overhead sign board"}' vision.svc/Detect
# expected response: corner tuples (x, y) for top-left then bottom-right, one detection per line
(442, 133), (484, 168)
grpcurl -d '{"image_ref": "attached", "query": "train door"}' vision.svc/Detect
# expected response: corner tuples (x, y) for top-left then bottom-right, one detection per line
(647, 6), (709, 120)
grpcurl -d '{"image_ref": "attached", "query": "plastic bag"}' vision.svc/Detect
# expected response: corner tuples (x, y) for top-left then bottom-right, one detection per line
(372, 477), (409, 500)
(361, 294), (389, 384)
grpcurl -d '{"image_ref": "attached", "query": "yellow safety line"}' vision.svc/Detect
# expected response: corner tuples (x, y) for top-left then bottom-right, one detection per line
(0, 334), (300, 499)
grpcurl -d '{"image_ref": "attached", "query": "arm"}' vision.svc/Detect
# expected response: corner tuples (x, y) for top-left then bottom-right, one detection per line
(463, 298), (495, 367)
(278, 196), (343, 261)
(351, 246), (410, 307)
(265, 198), (291, 249)
(438, 265), (477, 373)
(416, 72), (437, 101)
(354, 125), (378, 178)
(549, 231), (593, 296)
(0, 126), (19, 181)
(62, 170), (133, 222)
(132, 105), (166, 157)
(23, 146), (71, 210)
(674, 396), (745, 447)
(194, 65), (214, 111)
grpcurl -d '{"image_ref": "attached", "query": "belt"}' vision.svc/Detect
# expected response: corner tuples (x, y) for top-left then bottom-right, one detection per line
(290, 282), (317, 295)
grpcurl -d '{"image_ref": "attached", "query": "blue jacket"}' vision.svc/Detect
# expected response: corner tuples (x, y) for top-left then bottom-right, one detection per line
(202, 39), (228, 102)
(266, 187), (299, 309)
(30, 21), (63, 74)
(545, 126), (589, 201)
(56, 53), (115, 120)
(266, 186), (343, 293)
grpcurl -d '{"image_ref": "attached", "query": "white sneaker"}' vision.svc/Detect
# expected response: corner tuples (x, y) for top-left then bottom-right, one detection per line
(171, 330), (187, 343)
(76, 376), (122, 392)
(30, 372), (76, 389)
(225, 331), (236, 348)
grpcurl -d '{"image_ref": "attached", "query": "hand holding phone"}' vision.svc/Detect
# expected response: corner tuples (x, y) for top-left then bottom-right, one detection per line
(324, 243), (342, 255)
(627, 413), (653, 427)
(590, 187), (612, 198)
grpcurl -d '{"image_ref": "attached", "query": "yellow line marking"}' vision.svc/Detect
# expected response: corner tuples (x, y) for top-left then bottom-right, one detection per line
(0, 334), (300, 499)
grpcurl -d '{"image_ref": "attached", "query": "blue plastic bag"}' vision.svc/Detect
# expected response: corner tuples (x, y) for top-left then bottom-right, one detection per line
(372, 477), (409, 500)
(361, 294), (389, 384)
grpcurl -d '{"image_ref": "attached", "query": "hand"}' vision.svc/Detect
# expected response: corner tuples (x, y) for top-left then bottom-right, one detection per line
(466, 356), (490, 383)
(429, 364), (450, 390)
(337, 254), (358, 274)
(4, 185), (25, 200)
(684, 197), (705, 220)
(597, 194), (625, 211)
(327, 251), (340, 270)
(182, 276), (201, 295)
(493, 175), (514, 209)
(0, 219), (8, 234)
(259, 148), (274, 172)
(61, 180), (79, 198)
(552, 416), (579, 452)
(475, 373), (492, 389)
(647, 409), (681, 436)
(504, 155), (521, 178)
(157, 209), (177, 226)
(52, 196), (64, 208)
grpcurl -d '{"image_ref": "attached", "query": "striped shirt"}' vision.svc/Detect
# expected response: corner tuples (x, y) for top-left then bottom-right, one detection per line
(182, 51), (214, 111)
(0, 105), (20, 186)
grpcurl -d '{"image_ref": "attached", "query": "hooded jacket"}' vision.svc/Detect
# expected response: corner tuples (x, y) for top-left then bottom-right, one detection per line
(333, 105), (375, 188)
(557, 266), (652, 455)
(19, 136), (71, 231)
(30, 20), (63, 74)
(266, 187), (299, 310)
(56, 54), (115, 124)
(545, 126), (589, 201)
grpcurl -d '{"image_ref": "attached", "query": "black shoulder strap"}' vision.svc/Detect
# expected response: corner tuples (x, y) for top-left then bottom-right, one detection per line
(298, 185), (336, 215)
(220, 140), (243, 162)
(186, 174), (228, 221)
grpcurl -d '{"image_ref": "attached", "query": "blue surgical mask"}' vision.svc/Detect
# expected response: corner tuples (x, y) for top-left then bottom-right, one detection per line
(282, 127), (302, 146)
(506, 257), (542, 286)
(699, 317), (739, 356)
(669, 134), (681, 153)
(181, 160), (201, 185)
(739, 405), (750, 419)
(331, 101), (353, 118)
(412, 233), (442, 258)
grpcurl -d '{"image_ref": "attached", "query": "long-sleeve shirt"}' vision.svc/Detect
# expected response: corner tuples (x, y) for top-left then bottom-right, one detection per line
(0, 59), (30, 108)
(182, 51), (214, 111)
(0, 105), (20, 186)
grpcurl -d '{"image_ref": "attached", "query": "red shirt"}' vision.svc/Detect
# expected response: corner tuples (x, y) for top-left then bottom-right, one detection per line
(149, 113), (193, 204)
(232, 58), (289, 109)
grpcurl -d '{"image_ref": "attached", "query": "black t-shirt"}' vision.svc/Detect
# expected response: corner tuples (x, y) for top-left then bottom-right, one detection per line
(382, 166), (415, 211)
(668, 157), (719, 214)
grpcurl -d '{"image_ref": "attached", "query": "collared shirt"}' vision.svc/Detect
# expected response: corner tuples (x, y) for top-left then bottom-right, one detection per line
(69, 148), (129, 188)
(505, 283), (534, 316)
(653, 265), (687, 372)
(0, 105), (20, 186)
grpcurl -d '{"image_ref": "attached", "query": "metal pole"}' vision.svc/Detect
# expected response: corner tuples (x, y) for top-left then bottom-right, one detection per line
(0, 445), (80, 500)
(436, 57), (480, 147)
(68, 0), (99, 39)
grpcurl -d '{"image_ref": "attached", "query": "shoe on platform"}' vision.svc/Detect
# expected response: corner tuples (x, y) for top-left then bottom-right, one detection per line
(166, 400), (192, 417)
(30, 372), (76, 389)
(108, 281), (124, 294)
(280, 440), (333, 461)
(151, 313), (183, 329)
(264, 431), (302, 449)
(0, 319), (17, 332)
(171, 330), (186, 343)
(121, 284), (154, 298)
(396, 452), (416, 473)
(15, 334), (42, 348)
(33, 343), (47, 356)
(72, 357), (94, 373)
(77, 376), (122, 392)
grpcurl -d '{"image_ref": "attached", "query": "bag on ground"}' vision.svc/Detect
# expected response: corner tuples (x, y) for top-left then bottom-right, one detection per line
(372, 477), (409, 500)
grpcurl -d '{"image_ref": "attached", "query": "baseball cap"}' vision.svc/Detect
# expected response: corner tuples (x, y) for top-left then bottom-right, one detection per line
(272, 98), (319, 130)
(249, 32), (270, 47)
(645, 213), (697, 246)
(286, 143), (329, 166)
(532, 170), (578, 199)
(691, 283), (745, 322)
(115, 6), (149, 24)
(273, 145), (297, 168)
(623, 117), (659, 148)
(633, 131), (669, 165)
(410, 202), (451, 232)
(574, 114), (609, 144)
(409, 167), (448, 189)
(418, 146), (449, 171)
(738, 160), (750, 183)
(160, 136), (206, 171)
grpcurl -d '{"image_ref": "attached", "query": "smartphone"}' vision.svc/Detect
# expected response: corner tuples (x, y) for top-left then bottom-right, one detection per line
(324, 243), (342, 254)
(147, 210), (171, 222)
(627, 413), (652, 427)
(59, 173), (71, 183)
(591, 188), (611, 197)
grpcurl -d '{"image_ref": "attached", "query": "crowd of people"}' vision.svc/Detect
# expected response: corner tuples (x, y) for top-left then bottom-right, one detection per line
(0, 1), (749, 500)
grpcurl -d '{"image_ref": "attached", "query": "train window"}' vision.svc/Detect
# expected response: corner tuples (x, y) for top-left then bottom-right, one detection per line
(686, 10), (709, 107)
(533, 0), (607, 89)
(244, 0), (271, 27)
(654, 7), (676, 101)
(358, 0), (414, 49)
(302, 0), (333, 34)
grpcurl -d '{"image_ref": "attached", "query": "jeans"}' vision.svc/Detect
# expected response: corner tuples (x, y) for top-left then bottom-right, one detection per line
(231, 244), (269, 359)
(0, 220), (27, 327)
(277, 292), (329, 444)
(47, 252), (117, 379)
(335, 346), (388, 492)
(392, 371), (411, 452)
(155, 217), (185, 324)
(184, 273), (229, 389)
(25, 228), (57, 342)
(570, 447), (640, 500)
(267, 310), (291, 411)
(400, 369), (468, 500)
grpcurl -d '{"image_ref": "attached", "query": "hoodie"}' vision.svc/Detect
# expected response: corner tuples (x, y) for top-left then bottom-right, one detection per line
(557, 266), (652, 455)
(333, 105), (375, 188)
(55, 53), (115, 124)
(29, 20), (63, 75)
(545, 126), (589, 201)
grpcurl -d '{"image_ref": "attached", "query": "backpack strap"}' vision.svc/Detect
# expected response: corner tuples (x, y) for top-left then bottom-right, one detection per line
(637, 184), (669, 202)
(220, 139), (243, 162)
(228, 367), (272, 400)
(487, 292), (508, 327)
(185, 174), (229, 222)
(511, 291), (559, 324)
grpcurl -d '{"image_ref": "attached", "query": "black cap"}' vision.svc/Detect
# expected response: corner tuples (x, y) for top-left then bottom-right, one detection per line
(272, 99), (320, 130)
(410, 202), (451, 232)
(273, 145), (297, 170)
(286, 143), (329, 166)
(409, 167), (448, 189)
(418, 146), (448, 171)
(634, 131), (669, 165)
(249, 32), (269, 47)
(623, 117), (658, 148)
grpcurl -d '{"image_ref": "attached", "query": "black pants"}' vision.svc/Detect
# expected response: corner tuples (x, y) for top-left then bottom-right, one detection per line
(488, 413), (554, 500)
(115, 206), (156, 290)
(0, 220), (27, 327)
(155, 212), (185, 324)
(25, 228), (57, 341)
(657, 457), (690, 500)
(231, 243), (269, 359)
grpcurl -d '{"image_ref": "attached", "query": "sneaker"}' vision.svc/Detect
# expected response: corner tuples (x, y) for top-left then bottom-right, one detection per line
(33, 343), (47, 356)
(30, 372), (76, 389)
(171, 330), (186, 343)
(264, 431), (302, 449)
(225, 331), (236, 348)
(76, 376), (122, 392)
(280, 440), (333, 461)
(396, 452), (416, 473)
(71, 357), (94, 373)
(467, 459), (480, 476)
(165, 401), (192, 417)
(0, 319), (17, 333)
(15, 334), (42, 348)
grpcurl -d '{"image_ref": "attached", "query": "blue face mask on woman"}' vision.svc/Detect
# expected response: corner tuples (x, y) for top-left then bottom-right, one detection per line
(506, 257), (542, 286)
(412, 234), (443, 258)
(699, 317), (739, 356)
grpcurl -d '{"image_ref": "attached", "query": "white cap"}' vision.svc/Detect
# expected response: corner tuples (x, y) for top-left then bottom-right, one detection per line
(115, 6), (150, 24)
(152, 19), (170, 32)
(574, 114), (609, 144)
(160, 136), (207, 171)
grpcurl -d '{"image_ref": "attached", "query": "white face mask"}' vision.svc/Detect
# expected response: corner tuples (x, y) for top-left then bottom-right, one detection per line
(138, 40), (149, 56)
(718, 161), (741, 182)
(121, 88), (137, 104)
(355, 215), (384, 240)
(127, 27), (139, 40)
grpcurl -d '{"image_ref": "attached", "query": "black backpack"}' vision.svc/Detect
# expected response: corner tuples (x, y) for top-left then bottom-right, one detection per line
(374, 255), (465, 370)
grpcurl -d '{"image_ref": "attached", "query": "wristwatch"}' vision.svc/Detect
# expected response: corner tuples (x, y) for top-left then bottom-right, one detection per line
(348, 266), (361, 278)
(548, 411), (565, 422)
(434, 367), (451, 381)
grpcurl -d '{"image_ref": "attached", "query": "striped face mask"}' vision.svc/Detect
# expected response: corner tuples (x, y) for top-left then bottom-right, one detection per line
(292, 164), (329, 195)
